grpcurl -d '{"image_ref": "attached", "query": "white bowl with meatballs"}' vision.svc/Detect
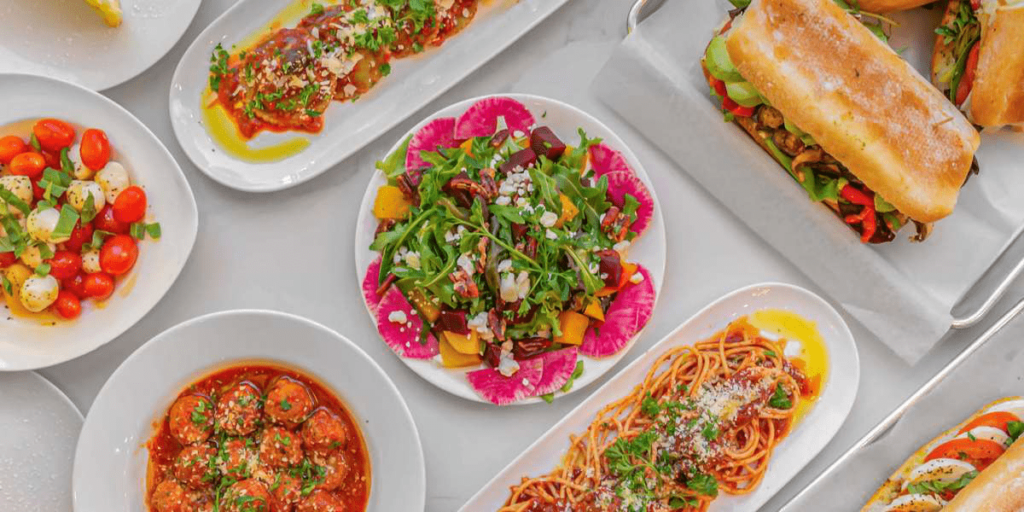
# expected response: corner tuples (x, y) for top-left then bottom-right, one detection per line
(73, 309), (425, 512)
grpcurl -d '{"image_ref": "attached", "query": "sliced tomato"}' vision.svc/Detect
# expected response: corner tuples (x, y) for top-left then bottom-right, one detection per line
(925, 438), (1004, 470)
(956, 43), (980, 107)
(958, 411), (1021, 435)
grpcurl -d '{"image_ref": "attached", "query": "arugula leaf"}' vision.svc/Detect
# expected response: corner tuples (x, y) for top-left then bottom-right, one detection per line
(376, 135), (413, 183)
(560, 361), (584, 393)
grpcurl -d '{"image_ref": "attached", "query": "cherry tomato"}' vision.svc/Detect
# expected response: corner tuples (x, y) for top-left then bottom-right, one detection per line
(0, 252), (15, 268)
(41, 149), (61, 170)
(925, 438), (1004, 470)
(31, 177), (46, 201)
(971, 0), (981, 9)
(48, 251), (83, 280)
(53, 291), (82, 320)
(959, 411), (1021, 436)
(83, 273), (115, 300)
(9, 152), (46, 178)
(113, 186), (147, 224)
(100, 235), (138, 276)
(956, 43), (981, 107)
(62, 274), (88, 299)
(0, 135), (28, 165)
(65, 222), (94, 253)
(80, 128), (111, 171)
(94, 204), (129, 234)
(32, 118), (76, 152)
(722, 97), (756, 117)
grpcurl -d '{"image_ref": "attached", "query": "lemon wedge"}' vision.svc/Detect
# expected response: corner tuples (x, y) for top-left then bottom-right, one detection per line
(84, 0), (123, 27)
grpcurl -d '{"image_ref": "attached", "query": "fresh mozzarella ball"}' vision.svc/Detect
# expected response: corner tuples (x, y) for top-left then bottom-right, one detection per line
(19, 274), (59, 313)
(26, 207), (70, 244)
(82, 249), (101, 274)
(0, 175), (33, 218)
(67, 143), (94, 180)
(20, 243), (55, 269)
(986, 400), (1024, 421)
(95, 161), (130, 204)
(955, 426), (1010, 446)
(65, 180), (106, 213)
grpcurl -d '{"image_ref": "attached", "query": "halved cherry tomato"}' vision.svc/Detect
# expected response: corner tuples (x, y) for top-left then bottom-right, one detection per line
(959, 411), (1021, 435)
(0, 135), (28, 164)
(80, 128), (111, 171)
(32, 118), (75, 152)
(956, 43), (980, 107)
(65, 222), (94, 254)
(53, 291), (82, 320)
(708, 75), (728, 98)
(41, 149), (61, 170)
(83, 272), (115, 300)
(31, 177), (46, 201)
(48, 251), (83, 280)
(62, 274), (88, 299)
(100, 235), (138, 276)
(9, 152), (46, 178)
(113, 186), (147, 224)
(94, 204), (129, 234)
(722, 97), (756, 117)
(0, 252), (15, 268)
(925, 438), (1004, 470)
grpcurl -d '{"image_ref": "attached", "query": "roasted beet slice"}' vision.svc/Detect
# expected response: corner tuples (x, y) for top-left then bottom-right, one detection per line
(438, 308), (470, 335)
(597, 249), (622, 288)
(513, 337), (552, 360)
(529, 127), (566, 160)
(498, 148), (537, 175)
(483, 343), (501, 367)
(511, 223), (529, 242)
(489, 129), (510, 148)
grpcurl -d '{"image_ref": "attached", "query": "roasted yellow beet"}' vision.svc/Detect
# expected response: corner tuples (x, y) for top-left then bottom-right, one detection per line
(440, 337), (482, 367)
(443, 330), (479, 355)
(373, 185), (411, 220)
(554, 311), (589, 346)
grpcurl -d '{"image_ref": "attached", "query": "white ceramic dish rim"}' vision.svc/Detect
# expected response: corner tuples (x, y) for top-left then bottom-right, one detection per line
(353, 93), (667, 405)
(460, 282), (861, 510)
(0, 73), (199, 371)
(168, 0), (571, 192)
(72, 308), (426, 512)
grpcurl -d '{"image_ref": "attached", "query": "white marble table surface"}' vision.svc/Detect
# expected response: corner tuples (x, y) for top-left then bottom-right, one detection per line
(34, 0), (1024, 510)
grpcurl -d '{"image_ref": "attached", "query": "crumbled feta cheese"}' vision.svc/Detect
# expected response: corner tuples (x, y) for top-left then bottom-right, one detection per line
(545, 229), (558, 240)
(457, 253), (475, 275)
(629, 271), (645, 284)
(495, 195), (511, 206)
(499, 273), (519, 302)
(404, 251), (421, 270)
(388, 310), (408, 324)
(515, 271), (531, 300)
(498, 355), (520, 377)
(497, 259), (513, 273)
(539, 211), (558, 228)
(613, 240), (631, 253)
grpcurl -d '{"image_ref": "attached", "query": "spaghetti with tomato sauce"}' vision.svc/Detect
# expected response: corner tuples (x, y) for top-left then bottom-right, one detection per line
(208, 0), (481, 140)
(502, 318), (823, 512)
(146, 364), (370, 512)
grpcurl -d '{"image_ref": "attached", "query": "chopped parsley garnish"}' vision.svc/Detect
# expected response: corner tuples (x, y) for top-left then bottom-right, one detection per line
(769, 383), (792, 409)
(280, 398), (292, 411)
(686, 473), (719, 497)
(209, 43), (230, 92)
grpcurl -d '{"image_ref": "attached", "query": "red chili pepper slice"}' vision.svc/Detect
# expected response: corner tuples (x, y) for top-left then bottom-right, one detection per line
(841, 185), (876, 243)
(709, 75), (728, 98)
(722, 97), (755, 117)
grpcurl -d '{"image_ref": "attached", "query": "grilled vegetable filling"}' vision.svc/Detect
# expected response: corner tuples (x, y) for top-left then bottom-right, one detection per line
(702, 35), (920, 244)
(934, 0), (982, 106)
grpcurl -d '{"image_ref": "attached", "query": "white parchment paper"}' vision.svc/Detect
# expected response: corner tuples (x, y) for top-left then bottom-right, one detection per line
(590, 0), (1024, 362)
(782, 305), (1024, 510)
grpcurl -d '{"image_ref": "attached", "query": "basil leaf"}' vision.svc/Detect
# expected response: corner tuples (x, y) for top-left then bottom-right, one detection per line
(0, 186), (31, 216)
(51, 207), (79, 241)
(29, 133), (41, 152)
(35, 263), (51, 277)
(1008, 421), (1024, 443)
(60, 147), (74, 174)
(80, 193), (98, 224)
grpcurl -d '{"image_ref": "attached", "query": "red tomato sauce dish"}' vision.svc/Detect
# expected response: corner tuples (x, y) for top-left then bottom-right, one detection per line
(0, 118), (159, 322)
(207, 0), (480, 140)
(145, 364), (371, 512)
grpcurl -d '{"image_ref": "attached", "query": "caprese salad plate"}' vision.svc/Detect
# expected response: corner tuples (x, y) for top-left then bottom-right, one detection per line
(354, 94), (667, 405)
(169, 0), (572, 192)
(0, 74), (198, 371)
(0, 0), (201, 91)
(73, 310), (425, 512)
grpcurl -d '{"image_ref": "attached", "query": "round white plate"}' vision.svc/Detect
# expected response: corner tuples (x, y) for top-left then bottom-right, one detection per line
(0, 74), (199, 371)
(354, 94), (667, 405)
(462, 282), (860, 511)
(0, 0), (201, 91)
(0, 372), (83, 512)
(73, 309), (425, 511)
(168, 0), (571, 192)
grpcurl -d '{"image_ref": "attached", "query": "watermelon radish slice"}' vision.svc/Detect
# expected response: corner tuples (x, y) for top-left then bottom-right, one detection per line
(466, 358), (544, 406)
(580, 265), (655, 358)
(362, 257), (383, 314)
(454, 97), (536, 141)
(528, 347), (579, 397)
(604, 171), (654, 237)
(406, 117), (457, 172)
(589, 142), (633, 178)
(375, 287), (440, 359)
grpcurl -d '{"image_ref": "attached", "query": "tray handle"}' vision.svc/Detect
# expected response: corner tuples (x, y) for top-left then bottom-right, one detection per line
(626, 0), (666, 33)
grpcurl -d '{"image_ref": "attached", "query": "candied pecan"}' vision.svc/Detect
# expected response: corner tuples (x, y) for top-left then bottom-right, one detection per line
(449, 269), (479, 298)
(396, 169), (423, 206)
(374, 218), (397, 237)
(513, 337), (552, 360)
(478, 167), (499, 200)
(375, 273), (397, 297)
(488, 309), (507, 342)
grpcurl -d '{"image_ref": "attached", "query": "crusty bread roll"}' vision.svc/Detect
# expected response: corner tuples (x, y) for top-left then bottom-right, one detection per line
(726, 0), (980, 223)
(944, 437), (1024, 511)
(969, 3), (1024, 127)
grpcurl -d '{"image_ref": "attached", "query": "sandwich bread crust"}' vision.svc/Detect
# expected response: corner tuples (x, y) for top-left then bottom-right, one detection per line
(945, 436), (1024, 511)
(970, 4), (1024, 127)
(727, 0), (980, 223)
